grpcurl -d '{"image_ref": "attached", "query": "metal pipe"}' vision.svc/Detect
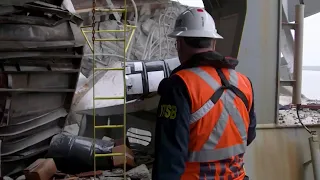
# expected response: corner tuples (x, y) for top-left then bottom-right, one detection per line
(292, 4), (304, 105)
(309, 134), (320, 180)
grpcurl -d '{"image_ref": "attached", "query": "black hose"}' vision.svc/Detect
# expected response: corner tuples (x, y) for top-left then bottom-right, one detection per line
(296, 104), (313, 134)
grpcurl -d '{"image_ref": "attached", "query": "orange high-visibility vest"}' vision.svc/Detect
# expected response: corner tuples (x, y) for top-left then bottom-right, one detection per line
(175, 66), (253, 180)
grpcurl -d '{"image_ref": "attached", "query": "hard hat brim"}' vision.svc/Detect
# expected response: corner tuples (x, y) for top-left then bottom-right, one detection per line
(168, 30), (223, 39)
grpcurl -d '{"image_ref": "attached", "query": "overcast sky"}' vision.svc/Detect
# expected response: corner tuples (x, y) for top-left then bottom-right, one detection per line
(174, 0), (320, 99)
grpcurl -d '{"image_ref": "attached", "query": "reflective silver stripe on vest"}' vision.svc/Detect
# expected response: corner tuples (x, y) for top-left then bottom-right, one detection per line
(187, 67), (221, 124)
(186, 67), (248, 162)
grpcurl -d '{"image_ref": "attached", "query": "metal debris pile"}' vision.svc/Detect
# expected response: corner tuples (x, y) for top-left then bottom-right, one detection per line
(0, 0), (84, 177)
(80, 1), (187, 77)
(2, 133), (153, 180)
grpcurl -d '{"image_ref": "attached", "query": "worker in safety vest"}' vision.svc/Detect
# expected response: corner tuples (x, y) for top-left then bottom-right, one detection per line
(152, 7), (256, 180)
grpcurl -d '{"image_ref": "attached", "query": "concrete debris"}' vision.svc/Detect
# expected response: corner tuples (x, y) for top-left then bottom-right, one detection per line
(126, 164), (151, 179)
(99, 165), (150, 180)
(279, 108), (320, 126)
(63, 124), (80, 135)
(102, 169), (124, 177)
(278, 96), (320, 126)
(102, 136), (113, 141)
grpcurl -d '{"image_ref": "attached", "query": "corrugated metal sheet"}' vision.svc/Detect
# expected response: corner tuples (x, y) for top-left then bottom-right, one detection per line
(0, 0), (84, 176)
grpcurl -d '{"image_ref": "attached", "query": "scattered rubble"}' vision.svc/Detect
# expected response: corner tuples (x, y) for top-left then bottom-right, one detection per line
(13, 165), (150, 180)
(63, 124), (80, 135)
(3, 164), (152, 180)
(278, 96), (320, 126)
(279, 107), (320, 126)
(2, 133), (152, 180)
(126, 164), (151, 179)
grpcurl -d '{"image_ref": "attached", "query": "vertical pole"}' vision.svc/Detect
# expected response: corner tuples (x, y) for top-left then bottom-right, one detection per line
(123, 0), (128, 179)
(0, 140), (2, 177)
(309, 134), (320, 180)
(292, 4), (304, 105)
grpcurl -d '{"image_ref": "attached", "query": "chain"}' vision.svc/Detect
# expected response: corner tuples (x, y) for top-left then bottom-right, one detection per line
(92, 0), (96, 44)
(92, 0), (97, 178)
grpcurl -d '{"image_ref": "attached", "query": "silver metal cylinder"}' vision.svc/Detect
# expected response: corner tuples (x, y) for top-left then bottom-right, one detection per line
(309, 134), (320, 180)
(292, 4), (304, 104)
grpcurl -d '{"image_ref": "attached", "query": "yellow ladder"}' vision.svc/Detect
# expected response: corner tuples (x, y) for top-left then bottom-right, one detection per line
(80, 0), (136, 179)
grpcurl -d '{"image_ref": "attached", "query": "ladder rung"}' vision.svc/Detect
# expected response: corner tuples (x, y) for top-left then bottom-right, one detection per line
(95, 38), (125, 41)
(280, 80), (295, 86)
(94, 67), (124, 71)
(95, 8), (126, 12)
(95, 125), (124, 129)
(127, 25), (137, 28)
(80, 25), (92, 29)
(94, 96), (124, 100)
(95, 153), (124, 158)
(83, 30), (128, 33)
(282, 22), (297, 29)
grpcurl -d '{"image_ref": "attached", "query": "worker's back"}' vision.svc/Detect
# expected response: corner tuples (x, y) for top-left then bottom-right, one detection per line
(152, 7), (256, 180)
(172, 52), (254, 180)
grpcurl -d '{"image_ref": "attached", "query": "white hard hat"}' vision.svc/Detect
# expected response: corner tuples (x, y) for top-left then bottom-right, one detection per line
(168, 8), (223, 39)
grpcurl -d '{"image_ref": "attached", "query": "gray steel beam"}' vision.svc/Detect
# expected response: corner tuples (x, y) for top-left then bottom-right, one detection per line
(237, 0), (280, 124)
(287, 0), (320, 22)
(280, 4), (295, 77)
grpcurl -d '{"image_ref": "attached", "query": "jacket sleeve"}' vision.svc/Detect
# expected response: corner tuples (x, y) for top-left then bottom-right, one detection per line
(152, 75), (191, 180)
(247, 78), (256, 146)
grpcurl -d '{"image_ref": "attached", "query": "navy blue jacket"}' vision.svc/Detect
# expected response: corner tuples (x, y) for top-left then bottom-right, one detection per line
(152, 52), (257, 180)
